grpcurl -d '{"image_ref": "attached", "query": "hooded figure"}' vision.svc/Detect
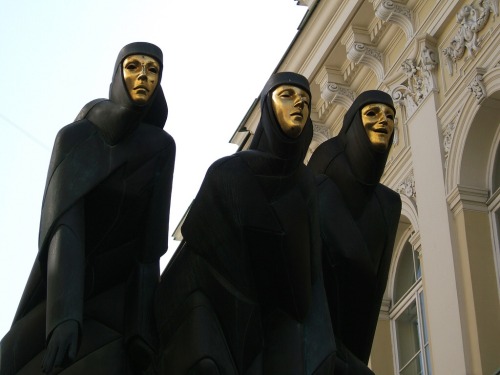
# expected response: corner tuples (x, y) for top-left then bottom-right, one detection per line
(0, 42), (175, 375)
(155, 72), (335, 375)
(307, 90), (402, 374)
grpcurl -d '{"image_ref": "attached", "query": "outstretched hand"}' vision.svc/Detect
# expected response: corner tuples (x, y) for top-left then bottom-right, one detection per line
(42, 320), (79, 374)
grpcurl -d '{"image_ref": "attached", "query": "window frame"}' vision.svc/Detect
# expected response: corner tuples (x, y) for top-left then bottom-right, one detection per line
(389, 230), (432, 375)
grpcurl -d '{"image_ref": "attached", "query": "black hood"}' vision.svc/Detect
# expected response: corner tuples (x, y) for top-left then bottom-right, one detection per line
(75, 42), (168, 144)
(109, 41), (167, 124)
(249, 72), (313, 172)
(341, 90), (395, 185)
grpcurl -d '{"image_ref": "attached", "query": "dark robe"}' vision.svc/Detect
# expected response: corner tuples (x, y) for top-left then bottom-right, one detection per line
(0, 42), (175, 375)
(155, 72), (335, 375)
(307, 90), (402, 374)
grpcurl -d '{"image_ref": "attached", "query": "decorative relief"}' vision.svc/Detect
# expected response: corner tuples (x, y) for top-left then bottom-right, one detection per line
(392, 85), (418, 119)
(374, 0), (414, 39)
(397, 171), (416, 198)
(467, 72), (486, 101)
(392, 117), (400, 146)
(442, 0), (499, 75)
(346, 43), (385, 82)
(369, 18), (388, 44)
(391, 38), (439, 119)
(443, 121), (457, 163)
(312, 123), (331, 140)
(315, 67), (354, 121)
(321, 83), (355, 108)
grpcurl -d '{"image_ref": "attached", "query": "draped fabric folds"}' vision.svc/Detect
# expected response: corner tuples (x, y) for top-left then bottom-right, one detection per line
(0, 42), (175, 375)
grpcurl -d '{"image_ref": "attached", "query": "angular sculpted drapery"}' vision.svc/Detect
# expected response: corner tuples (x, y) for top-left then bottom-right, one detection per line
(0, 42), (175, 375)
(308, 90), (402, 375)
(155, 72), (335, 375)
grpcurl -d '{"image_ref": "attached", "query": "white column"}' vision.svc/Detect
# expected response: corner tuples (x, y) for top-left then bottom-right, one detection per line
(406, 93), (468, 374)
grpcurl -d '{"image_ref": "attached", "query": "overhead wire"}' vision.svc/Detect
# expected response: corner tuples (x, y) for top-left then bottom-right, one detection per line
(0, 113), (50, 151)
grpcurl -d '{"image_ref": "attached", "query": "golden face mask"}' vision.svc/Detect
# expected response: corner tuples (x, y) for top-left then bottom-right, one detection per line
(361, 103), (395, 151)
(122, 54), (160, 104)
(271, 85), (310, 138)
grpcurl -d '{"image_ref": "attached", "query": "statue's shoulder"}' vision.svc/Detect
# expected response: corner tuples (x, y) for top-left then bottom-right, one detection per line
(57, 118), (94, 135)
(308, 136), (344, 174)
(206, 153), (247, 176)
(52, 119), (96, 154)
(376, 183), (402, 222)
(378, 183), (401, 202)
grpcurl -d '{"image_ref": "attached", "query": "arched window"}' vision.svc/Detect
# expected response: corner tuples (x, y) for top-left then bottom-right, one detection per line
(390, 231), (432, 375)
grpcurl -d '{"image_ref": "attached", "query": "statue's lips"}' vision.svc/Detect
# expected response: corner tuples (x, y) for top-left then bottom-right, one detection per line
(291, 111), (303, 117)
(373, 127), (388, 134)
(134, 86), (149, 92)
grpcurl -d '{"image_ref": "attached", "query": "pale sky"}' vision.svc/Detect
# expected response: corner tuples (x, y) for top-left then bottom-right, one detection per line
(0, 0), (307, 338)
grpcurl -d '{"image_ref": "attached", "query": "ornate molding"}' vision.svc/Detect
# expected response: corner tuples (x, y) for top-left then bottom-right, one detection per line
(341, 27), (385, 82)
(315, 66), (354, 121)
(397, 170), (416, 199)
(392, 84), (418, 119)
(467, 69), (487, 101)
(373, 0), (414, 39)
(443, 121), (458, 166)
(442, 0), (499, 75)
(392, 117), (400, 147)
(391, 36), (439, 119)
(346, 42), (385, 82)
(316, 67), (355, 107)
(312, 122), (331, 140)
(321, 82), (355, 108)
(447, 185), (489, 215)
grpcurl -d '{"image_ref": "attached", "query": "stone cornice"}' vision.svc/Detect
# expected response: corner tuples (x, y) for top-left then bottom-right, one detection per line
(371, 0), (414, 40)
(341, 26), (385, 83)
(447, 185), (489, 215)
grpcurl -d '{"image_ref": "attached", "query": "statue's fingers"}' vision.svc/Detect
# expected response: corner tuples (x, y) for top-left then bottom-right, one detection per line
(53, 343), (68, 369)
(67, 337), (78, 361)
(41, 345), (58, 374)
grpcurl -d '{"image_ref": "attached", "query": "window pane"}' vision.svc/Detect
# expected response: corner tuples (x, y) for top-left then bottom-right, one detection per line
(414, 250), (422, 280)
(394, 242), (416, 302)
(425, 344), (432, 375)
(399, 353), (423, 375)
(396, 300), (421, 369)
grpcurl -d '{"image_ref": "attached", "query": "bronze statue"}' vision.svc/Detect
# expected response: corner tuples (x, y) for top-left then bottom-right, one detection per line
(0, 42), (175, 375)
(307, 90), (402, 374)
(155, 72), (335, 374)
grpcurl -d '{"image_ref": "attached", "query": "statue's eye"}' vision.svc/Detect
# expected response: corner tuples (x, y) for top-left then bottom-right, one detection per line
(365, 110), (376, 117)
(387, 114), (394, 120)
(148, 66), (159, 74)
(125, 63), (138, 71)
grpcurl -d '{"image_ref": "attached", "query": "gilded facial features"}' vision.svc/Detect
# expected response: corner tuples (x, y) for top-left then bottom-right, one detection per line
(271, 85), (310, 138)
(122, 55), (160, 104)
(361, 103), (395, 151)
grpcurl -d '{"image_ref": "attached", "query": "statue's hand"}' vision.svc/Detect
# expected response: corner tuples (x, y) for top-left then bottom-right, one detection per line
(42, 320), (79, 374)
(127, 336), (155, 373)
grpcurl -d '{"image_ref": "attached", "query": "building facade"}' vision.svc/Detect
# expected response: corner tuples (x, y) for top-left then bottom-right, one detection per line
(231, 1), (500, 374)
